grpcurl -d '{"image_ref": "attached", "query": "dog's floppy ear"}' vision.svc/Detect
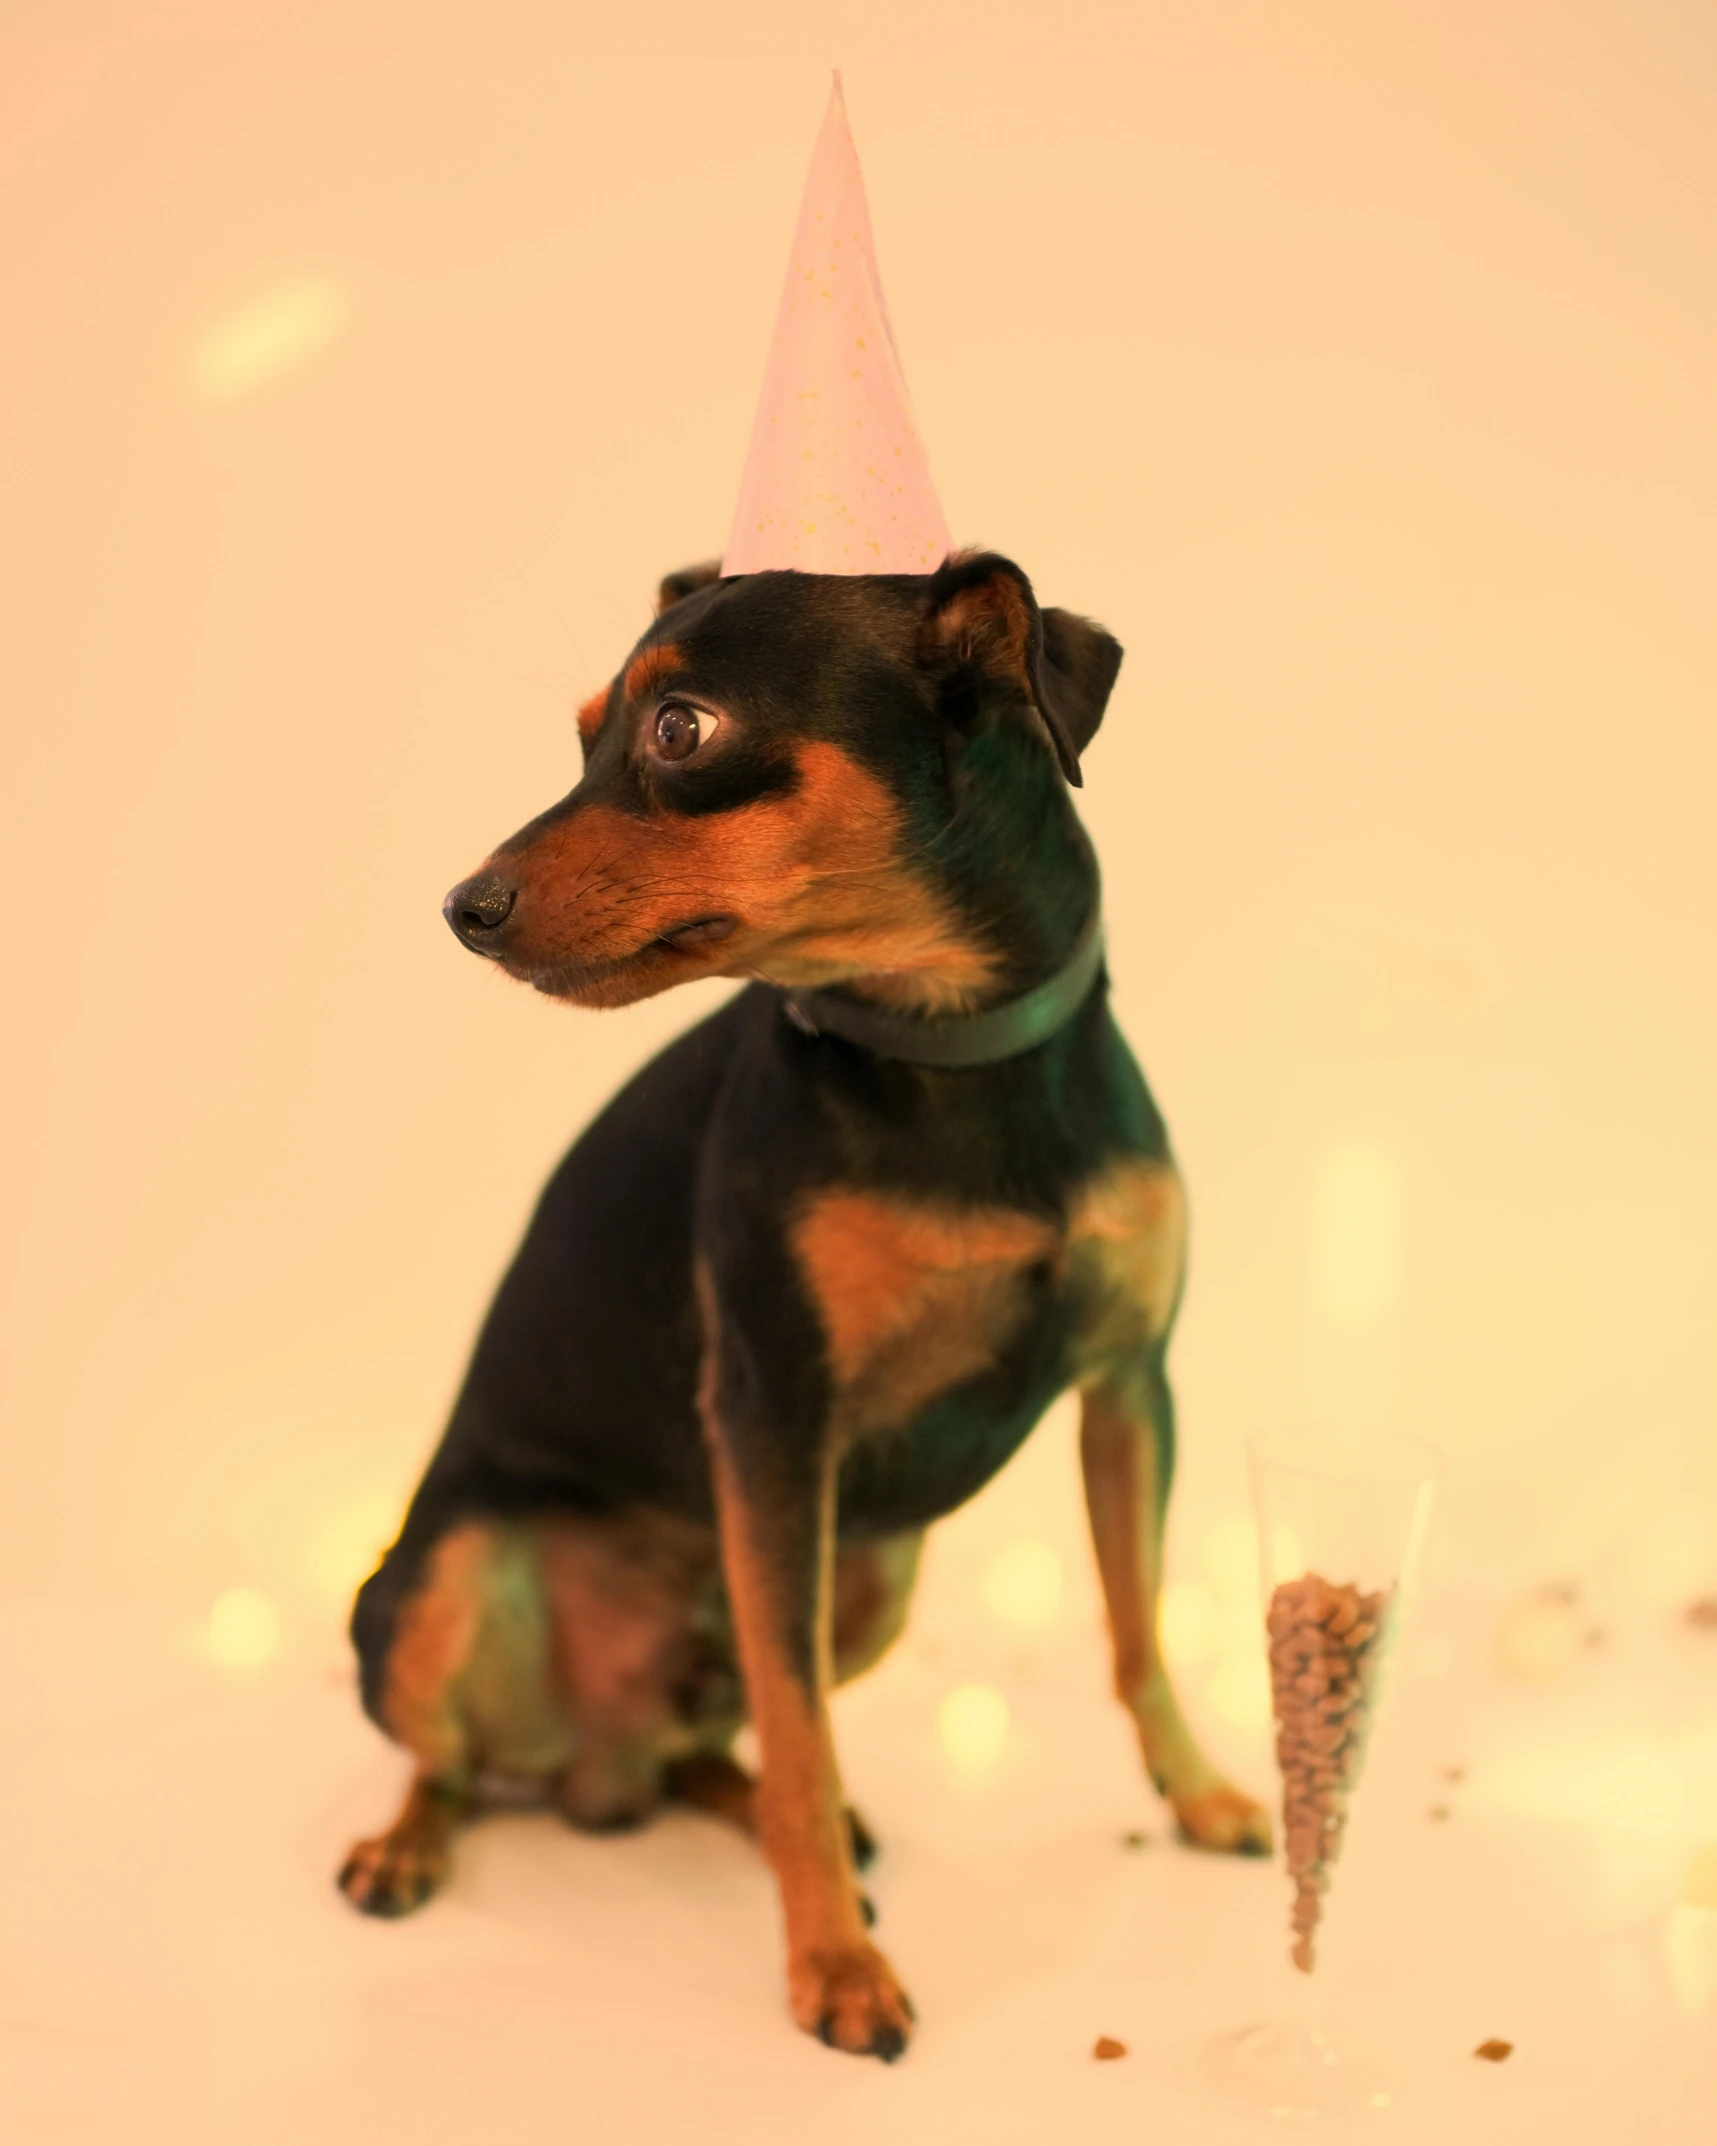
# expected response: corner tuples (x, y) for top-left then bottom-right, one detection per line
(656, 560), (723, 615)
(919, 551), (1122, 786)
(1037, 604), (1124, 777)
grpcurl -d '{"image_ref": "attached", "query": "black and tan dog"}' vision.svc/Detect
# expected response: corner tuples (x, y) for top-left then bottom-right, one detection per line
(340, 552), (1270, 2060)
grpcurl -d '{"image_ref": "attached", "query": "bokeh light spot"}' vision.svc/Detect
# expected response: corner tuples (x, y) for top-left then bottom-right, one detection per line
(192, 279), (348, 399)
(1308, 1134), (1408, 1322)
(1684, 1842), (1717, 1912)
(1159, 1578), (1218, 1667)
(307, 1491), (399, 1605)
(980, 1541), (1063, 1628)
(1207, 1651), (1272, 1729)
(938, 1683), (1010, 1775)
(206, 1587), (281, 1668)
(1665, 1903), (1717, 2017)
(1203, 1515), (1260, 1598)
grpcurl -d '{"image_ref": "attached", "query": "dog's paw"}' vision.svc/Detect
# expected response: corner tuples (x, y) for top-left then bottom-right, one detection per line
(1171, 1782), (1274, 1858)
(337, 1829), (450, 1918)
(791, 1939), (916, 2061)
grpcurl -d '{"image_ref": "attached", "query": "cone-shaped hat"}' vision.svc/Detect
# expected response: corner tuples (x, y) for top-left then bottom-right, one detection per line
(722, 77), (951, 576)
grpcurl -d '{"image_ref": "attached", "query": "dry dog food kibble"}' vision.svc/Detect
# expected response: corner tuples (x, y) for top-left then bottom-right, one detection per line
(1266, 1570), (1393, 1973)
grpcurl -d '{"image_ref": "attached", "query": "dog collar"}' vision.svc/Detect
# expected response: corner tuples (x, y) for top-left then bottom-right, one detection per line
(779, 899), (1105, 1069)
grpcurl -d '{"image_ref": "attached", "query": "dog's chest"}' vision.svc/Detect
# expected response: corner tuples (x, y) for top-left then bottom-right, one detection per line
(792, 1157), (1185, 1440)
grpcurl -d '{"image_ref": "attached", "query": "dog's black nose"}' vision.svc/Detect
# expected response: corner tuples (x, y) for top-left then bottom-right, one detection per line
(443, 873), (517, 952)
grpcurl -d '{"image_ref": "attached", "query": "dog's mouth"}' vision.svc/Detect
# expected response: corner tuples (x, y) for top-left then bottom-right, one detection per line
(514, 915), (740, 1002)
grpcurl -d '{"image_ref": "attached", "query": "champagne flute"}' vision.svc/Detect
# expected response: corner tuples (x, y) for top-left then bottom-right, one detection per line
(1206, 1426), (1438, 2119)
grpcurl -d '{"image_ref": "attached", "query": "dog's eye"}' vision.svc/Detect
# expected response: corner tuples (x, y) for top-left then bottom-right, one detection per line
(652, 701), (719, 763)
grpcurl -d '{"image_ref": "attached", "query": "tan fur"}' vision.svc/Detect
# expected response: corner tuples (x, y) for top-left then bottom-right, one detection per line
(1068, 1157), (1189, 1370)
(792, 1162), (1186, 1440)
(623, 640), (686, 706)
(576, 686), (611, 747)
(1081, 1384), (1271, 1855)
(794, 1192), (1057, 1436)
(499, 741), (999, 1014)
(379, 1524), (494, 1769)
(338, 1772), (468, 1915)
(925, 562), (1035, 684)
(696, 1261), (913, 2054)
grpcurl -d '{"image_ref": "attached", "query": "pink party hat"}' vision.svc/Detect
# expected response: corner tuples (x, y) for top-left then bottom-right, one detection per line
(722, 76), (951, 577)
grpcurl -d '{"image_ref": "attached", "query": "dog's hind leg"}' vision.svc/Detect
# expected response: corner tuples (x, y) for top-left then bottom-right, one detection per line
(340, 1522), (554, 1916)
(1082, 1371), (1273, 1857)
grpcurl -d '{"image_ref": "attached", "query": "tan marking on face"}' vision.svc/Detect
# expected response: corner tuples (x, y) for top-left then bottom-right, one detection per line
(623, 640), (686, 706)
(1070, 1157), (1188, 1368)
(576, 685), (611, 748)
(497, 740), (998, 1013)
(794, 1191), (1058, 1436)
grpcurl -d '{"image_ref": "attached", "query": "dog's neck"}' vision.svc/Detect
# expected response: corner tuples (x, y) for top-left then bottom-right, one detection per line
(792, 737), (1102, 1046)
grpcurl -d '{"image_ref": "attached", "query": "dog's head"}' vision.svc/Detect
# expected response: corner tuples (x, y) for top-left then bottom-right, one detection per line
(443, 553), (1122, 1012)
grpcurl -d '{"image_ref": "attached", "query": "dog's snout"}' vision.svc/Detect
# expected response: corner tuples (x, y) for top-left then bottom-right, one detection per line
(444, 873), (518, 952)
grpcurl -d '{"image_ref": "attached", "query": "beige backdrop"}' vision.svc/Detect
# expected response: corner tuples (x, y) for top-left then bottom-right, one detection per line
(4, 1), (1714, 1673)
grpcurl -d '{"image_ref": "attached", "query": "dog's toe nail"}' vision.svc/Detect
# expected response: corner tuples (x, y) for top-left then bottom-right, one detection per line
(846, 1808), (879, 1871)
(816, 2016), (836, 2048)
(858, 1892), (877, 1928)
(873, 2025), (907, 2063)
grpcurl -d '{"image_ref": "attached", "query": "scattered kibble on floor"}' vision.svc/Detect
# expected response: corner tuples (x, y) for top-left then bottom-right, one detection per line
(1685, 1597), (1717, 1631)
(1428, 1804), (1452, 1822)
(1121, 1830), (1151, 1849)
(1441, 1764), (1467, 1782)
(1093, 2036), (1128, 2061)
(1474, 2039), (1514, 2062)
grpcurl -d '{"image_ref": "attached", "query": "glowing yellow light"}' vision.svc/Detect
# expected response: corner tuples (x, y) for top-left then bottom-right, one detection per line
(1482, 1739), (1687, 1835)
(1597, 1751), (1687, 1835)
(206, 1587), (282, 1668)
(980, 1541), (1063, 1628)
(192, 279), (348, 399)
(1308, 1134), (1407, 1322)
(938, 1683), (1009, 1774)
(1207, 1651), (1272, 1729)
(306, 1491), (399, 1605)
(1159, 1579), (1218, 1668)
(1203, 1516), (1260, 1598)
(1684, 1842), (1717, 1912)
(1665, 1904), (1716, 2018)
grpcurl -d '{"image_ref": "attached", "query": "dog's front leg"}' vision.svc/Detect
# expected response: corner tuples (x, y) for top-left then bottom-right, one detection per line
(697, 1274), (915, 2061)
(1081, 1366), (1273, 1856)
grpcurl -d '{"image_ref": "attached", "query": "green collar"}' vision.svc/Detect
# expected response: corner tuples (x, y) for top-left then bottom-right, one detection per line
(780, 899), (1105, 1069)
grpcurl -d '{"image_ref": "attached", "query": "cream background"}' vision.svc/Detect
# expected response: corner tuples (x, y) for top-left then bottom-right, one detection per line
(5, 0), (1712, 1622)
(2, 8), (1716, 2136)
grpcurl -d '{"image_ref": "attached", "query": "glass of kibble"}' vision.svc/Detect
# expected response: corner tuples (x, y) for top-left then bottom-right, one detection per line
(1207, 1427), (1439, 2120)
